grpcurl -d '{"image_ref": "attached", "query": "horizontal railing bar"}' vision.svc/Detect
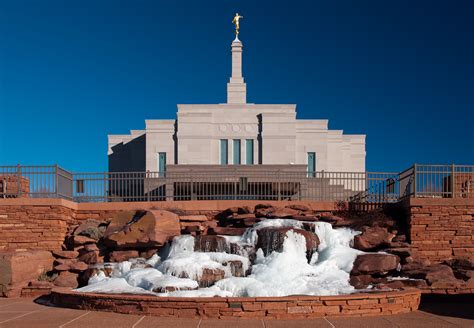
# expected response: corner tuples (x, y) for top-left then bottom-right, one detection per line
(1, 165), (472, 203)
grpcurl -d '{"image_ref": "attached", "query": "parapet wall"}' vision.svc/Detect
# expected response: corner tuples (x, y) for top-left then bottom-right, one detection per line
(0, 199), (338, 251)
(407, 198), (474, 263)
(1, 197), (473, 261)
(50, 288), (421, 319)
(0, 200), (76, 250)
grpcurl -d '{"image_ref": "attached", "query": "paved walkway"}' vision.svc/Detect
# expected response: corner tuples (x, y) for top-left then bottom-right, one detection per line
(0, 295), (472, 327)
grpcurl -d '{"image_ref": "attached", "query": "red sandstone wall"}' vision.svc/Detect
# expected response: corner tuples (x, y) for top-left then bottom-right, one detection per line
(51, 288), (421, 318)
(0, 199), (337, 251)
(0, 204), (76, 251)
(408, 198), (474, 262)
(1, 197), (473, 263)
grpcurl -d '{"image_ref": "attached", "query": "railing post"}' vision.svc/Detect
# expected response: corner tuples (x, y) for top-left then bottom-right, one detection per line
(277, 170), (281, 201)
(146, 171), (150, 202)
(233, 168), (237, 200)
(17, 164), (21, 198)
(413, 164), (417, 198)
(451, 163), (455, 198)
(103, 172), (107, 202)
(55, 164), (59, 198)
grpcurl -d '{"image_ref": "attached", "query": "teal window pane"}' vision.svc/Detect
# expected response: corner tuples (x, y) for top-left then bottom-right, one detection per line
(220, 139), (228, 165)
(308, 152), (315, 177)
(158, 152), (166, 177)
(233, 139), (241, 164)
(245, 139), (254, 165)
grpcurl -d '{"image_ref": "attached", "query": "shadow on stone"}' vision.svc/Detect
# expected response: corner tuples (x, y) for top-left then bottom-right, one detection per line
(419, 294), (474, 320)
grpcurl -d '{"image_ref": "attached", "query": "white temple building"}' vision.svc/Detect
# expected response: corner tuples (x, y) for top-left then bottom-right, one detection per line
(107, 35), (366, 179)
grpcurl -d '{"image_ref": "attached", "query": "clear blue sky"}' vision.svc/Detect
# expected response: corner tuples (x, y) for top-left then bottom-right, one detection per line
(0, 0), (472, 172)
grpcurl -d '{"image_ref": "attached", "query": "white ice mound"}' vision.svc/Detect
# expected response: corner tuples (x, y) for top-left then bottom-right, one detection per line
(163, 286), (233, 298)
(216, 224), (358, 297)
(144, 275), (199, 292)
(76, 219), (362, 297)
(158, 235), (250, 280)
(76, 277), (154, 295)
(124, 268), (163, 288)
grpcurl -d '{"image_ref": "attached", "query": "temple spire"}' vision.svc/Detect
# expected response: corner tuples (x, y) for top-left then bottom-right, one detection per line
(227, 16), (247, 104)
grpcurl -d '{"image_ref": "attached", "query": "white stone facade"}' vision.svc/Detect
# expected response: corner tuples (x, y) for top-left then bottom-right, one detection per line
(108, 37), (366, 173)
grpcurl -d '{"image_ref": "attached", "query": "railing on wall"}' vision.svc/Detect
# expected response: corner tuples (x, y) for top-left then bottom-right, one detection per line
(0, 165), (73, 200)
(405, 164), (474, 199)
(72, 170), (387, 202)
(1, 164), (472, 203)
(350, 164), (474, 206)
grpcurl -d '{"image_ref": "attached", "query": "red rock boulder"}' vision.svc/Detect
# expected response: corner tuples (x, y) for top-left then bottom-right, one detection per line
(54, 271), (78, 288)
(254, 204), (275, 217)
(285, 204), (311, 212)
(108, 250), (140, 262)
(0, 250), (54, 297)
(266, 207), (301, 218)
(77, 248), (103, 265)
(208, 227), (247, 236)
(52, 250), (79, 259)
(353, 226), (395, 251)
(351, 254), (400, 276)
(402, 263), (459, 287)
(350, 274), (387, 289)
(73, 219), (108, 241)
(103, 210), (180, 249)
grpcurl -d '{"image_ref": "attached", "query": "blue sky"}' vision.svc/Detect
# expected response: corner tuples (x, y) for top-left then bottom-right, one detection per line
(0, 0), (473, 172)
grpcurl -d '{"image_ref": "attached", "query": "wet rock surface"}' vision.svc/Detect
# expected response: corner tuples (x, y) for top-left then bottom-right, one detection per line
(226, 260), (245, 277)
(256, 227), (319, 260)
(178, 268), (226, 288)
(194, 235), (228, 253)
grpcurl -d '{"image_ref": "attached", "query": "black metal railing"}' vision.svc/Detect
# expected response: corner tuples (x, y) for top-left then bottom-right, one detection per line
(72, 170), (375, 202)
(350, 164), (474, 205)
(1, 164), (472, 203)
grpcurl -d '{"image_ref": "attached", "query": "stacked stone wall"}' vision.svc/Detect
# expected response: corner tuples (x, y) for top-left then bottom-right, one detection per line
(0, 202), (76, 251)
(408, 198), (474, 262)
(0, 199), (337, 251)
(51, 288), (420, 319)
(1, 198), (472, 260)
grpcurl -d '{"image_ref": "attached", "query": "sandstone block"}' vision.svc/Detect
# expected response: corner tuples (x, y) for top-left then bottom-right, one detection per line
(103, 210), (180, 249)
(54, 271), (78, 288)
(351, 254), (400, 276)
(0, 250), (54, 297)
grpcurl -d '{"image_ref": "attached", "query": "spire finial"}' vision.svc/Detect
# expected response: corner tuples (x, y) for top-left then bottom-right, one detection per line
(232, 13), (243, 36)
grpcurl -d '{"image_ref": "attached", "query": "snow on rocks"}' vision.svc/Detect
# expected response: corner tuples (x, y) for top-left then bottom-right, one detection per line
(76, 219), (364, 297)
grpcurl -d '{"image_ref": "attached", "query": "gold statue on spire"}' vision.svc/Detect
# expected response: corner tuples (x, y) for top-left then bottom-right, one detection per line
(232, 13), (243, 36)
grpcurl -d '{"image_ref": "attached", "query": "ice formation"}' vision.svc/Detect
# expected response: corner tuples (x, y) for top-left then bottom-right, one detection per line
(75, 219), (362, 297)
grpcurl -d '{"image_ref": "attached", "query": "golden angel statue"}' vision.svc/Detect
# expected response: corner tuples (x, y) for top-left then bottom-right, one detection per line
(232, 13), (243, 35)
